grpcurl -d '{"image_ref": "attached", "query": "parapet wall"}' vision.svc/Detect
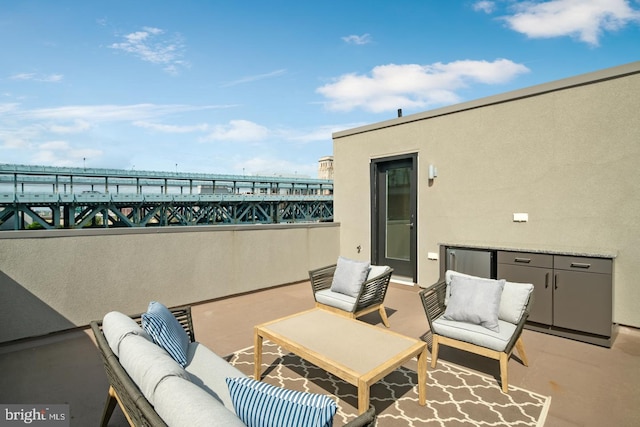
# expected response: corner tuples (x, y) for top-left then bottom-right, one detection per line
(0, 223), (340, 343)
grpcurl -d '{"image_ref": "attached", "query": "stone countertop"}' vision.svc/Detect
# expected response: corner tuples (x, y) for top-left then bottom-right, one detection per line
(439, 242), (617, 259)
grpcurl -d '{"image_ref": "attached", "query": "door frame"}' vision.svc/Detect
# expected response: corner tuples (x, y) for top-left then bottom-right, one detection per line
(370, 153), (418, 282)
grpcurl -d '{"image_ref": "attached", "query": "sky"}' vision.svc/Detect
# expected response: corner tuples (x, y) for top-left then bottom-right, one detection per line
(1, 0), (639, 178)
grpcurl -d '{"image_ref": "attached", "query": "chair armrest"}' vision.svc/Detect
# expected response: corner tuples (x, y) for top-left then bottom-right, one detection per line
(309, 264), (337, 296)
(419, 280), (447, 333)
(343, 405), (376, 427)
(504, 292), (533, 354)
(355, 268), (393, 310)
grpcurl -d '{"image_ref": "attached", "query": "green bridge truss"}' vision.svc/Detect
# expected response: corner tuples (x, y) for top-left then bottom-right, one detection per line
(0, 164), (333, 230)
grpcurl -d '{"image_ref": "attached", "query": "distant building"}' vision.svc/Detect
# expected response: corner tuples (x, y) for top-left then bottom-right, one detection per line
(318, 156), (334, 180)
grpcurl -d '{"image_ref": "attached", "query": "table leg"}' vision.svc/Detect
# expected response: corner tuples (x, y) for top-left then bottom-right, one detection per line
(254, 329), (263, 381)
(417, 345), (428, 405)
(357, 378), (370, 415)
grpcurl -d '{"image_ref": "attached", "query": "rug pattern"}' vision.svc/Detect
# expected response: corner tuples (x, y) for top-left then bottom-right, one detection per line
(229, 340), (550, 426)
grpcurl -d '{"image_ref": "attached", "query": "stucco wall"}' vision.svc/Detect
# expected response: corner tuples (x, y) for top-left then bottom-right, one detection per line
(333, 63), (640, 328)
(0, 223), (339, 343)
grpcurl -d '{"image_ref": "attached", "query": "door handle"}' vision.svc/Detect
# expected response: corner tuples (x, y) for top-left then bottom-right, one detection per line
(545, 272), (550, 289)
(570, 262), (591, 269)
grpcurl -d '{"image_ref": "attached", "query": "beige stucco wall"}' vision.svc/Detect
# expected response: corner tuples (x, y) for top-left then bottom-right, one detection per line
(333, 62), (640, 328)
(0, 223), (339, 343)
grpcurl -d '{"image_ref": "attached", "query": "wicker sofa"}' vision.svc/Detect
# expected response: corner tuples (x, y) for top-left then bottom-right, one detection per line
(91, 305), (376, 427)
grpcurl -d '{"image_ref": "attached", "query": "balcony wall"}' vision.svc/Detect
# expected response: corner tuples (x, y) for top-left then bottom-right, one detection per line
(0, 223), (340, 343)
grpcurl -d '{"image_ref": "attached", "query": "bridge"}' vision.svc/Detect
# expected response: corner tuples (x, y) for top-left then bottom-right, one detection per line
(0, 164), (333, 230)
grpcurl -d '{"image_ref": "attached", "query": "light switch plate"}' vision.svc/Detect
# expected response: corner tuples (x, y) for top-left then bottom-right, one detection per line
(427, 252), (439, 260)
(513, 213), (529, 222)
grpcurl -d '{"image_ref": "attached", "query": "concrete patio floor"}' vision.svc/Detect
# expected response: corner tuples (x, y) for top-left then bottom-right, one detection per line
(1, 281), (639, 426)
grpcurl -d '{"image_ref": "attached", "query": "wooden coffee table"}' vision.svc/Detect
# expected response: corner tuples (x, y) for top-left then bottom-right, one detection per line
(254, 308), (427, 414)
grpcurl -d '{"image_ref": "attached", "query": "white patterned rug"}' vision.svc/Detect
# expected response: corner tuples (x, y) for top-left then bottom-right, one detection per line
(228, 341), (551, 427)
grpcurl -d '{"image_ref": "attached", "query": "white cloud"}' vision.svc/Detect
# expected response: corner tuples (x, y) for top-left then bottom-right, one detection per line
(49, 120), (92, 134)
(221, 69), (287, 87)
(9, 73), (63, 82)
(237, 156), (315, 178)
(133, 121), (209, 133)
(342, 34), (372, 45)
(316, 59), (530, 113)
(502, 0), (640, 45)
(7, 103), (223, 122)
(283, 123), (366, 143)
(473, 1), (496, 14)
(109, 27), (188, 74)
(31, 141), (103, 167)
(0, 103), (19, 113)
(203, 120), (270, 142)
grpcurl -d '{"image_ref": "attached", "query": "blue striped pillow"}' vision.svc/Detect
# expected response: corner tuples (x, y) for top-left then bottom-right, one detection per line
(141, 301), (190, 367)
(226, 377), (336, 427)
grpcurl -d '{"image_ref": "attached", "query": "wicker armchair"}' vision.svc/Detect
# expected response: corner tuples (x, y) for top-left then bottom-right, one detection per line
(309, 264), (393, 327)
(419, 272), (533, 393)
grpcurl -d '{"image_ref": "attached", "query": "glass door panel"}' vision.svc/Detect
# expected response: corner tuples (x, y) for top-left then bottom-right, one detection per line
(385, 166), (411, 261)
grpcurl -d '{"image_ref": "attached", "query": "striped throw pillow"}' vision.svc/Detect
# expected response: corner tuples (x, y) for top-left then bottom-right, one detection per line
(141, 301), (190, 367)
(226, 377), (336, 427)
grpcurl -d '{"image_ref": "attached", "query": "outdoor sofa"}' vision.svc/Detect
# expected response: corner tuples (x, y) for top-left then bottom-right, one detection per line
(91, 303), (376, 427)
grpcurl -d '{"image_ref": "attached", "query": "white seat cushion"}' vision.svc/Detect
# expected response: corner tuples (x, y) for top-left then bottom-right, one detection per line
(118, 334), (190, 404)
(154, 376), (246, 427)
(499, 281), (534, 324)
(432, 317), (517, 352)
(102, 311), (151, 357)
(315, 289), (356, 312)
(366, 265), (391, 281)
(184, 342), (247, 412)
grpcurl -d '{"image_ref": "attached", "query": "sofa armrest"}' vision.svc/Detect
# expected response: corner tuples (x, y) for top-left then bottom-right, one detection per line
(90, 320), (168, 427)
(343, 404), (376, 427)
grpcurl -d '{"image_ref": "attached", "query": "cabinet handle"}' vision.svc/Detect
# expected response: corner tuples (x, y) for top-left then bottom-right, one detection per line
(545, 272), (550, 289)
(514, 257), (531, 263)
(554, 273), (558, 290)
(570, 262), (591, 269)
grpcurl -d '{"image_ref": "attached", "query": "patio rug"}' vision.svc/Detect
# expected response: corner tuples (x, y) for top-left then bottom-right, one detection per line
(228, 340), (551, 427)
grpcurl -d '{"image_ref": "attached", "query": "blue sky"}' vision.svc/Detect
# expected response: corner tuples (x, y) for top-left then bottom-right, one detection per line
(1, 0), (639, 177)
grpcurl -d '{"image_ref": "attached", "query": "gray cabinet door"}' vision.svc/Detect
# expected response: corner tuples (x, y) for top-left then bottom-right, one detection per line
(499, 263), (553, 325)
(498, 251), (554, 325)
(553, 269), (612, 336)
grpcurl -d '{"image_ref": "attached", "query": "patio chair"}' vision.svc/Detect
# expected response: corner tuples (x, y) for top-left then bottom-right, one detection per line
(419, 270), (533, 393)
(309, 257), (393, 327)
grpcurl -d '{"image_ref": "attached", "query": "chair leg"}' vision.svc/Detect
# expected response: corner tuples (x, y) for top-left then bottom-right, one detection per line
(500, 353), (509, 393)
(515, 337), (529, 366)
(378, 305), (390, 328)
(430, 335), (440, 368)
(100, 386), (118, 427)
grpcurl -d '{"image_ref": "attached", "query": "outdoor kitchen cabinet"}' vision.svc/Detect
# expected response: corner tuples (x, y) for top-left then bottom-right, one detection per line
(497, 251), (613, 346)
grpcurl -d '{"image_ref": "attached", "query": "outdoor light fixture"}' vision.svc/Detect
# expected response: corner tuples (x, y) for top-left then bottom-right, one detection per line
(428, 164), (438, 180)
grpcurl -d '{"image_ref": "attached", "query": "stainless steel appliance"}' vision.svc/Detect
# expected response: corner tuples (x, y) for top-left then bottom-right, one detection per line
(445, 247), (495, 278)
